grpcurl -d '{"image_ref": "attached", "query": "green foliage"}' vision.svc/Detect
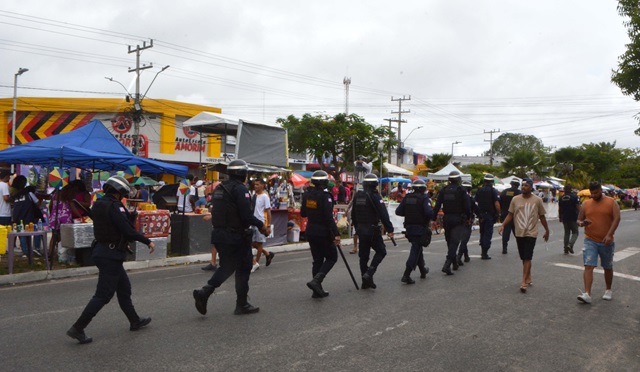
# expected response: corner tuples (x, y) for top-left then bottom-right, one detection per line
(460, 164), (502, 188)
(501, 148), (546, 179)
(486, 133), (545, 157)
(425, 153), (451, 172)
(612, 0), (640, 133)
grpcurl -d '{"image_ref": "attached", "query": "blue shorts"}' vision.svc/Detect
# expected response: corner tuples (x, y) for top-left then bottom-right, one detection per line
(583, 238), (615, 269)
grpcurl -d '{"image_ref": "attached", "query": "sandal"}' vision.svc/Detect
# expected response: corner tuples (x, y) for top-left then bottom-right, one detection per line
(520, 285), (527, 293)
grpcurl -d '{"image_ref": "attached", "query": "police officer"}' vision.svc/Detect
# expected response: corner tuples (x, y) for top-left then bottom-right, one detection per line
(475, 174), (501, 259)
(352, 173), (394, 289)
(432, 171), (471, 275)
(67, 176), (155, 344)
(395, 179), (433, 284)
(457, 180), (474, 266)
(499, 178), (521, 254)
(193, 159), (269, 316)
(301, 170), (340, 298)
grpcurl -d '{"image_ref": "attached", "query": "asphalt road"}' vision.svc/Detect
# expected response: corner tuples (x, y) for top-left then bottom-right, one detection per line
(2, 211), (640, 371)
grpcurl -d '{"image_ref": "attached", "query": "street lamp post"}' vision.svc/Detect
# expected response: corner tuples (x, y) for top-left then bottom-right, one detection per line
(451, 141), (461, 163)
(377, 141), (385, 194)
(11, 67), (29, 173)
(397, 126), (424, 167)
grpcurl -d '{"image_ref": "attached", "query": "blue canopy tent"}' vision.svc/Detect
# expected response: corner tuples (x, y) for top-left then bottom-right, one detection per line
(0, 120), (187, 176)
(380, 177), (412, 183)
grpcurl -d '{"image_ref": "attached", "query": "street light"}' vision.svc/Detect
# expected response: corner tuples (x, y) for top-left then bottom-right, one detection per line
(402, 126), (423, 143)
(142, 65), (170, 100)
(11, 67), (29, 173)
(451, 141), (461, 163)
(397, 126), (424, 166)
(377, 141), (385, 193)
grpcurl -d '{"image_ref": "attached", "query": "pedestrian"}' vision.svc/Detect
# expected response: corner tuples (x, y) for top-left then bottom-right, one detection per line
(576, 181), (620, 304)
(432, 171), (472, 275)
(395, 179), (433, 284)
(250, 178), (275, 272)
(300, 170), (340, 298)
(558, 184), (580, 254)
(457, 180), (474, 266)
(498, 178), (550, 293)
(499, 178), (522, 254)
(11, 175), (43, 257)
(352, 173), (394, 289)
(0, 169), (14, 226)
(632, 195), (638, 211)
(336, 179), (347, 204)
(66, 176), (155, 344)
(192, 159), (269, 315)
(177, 174), (195, 213)
(194, 180), (207, 207)
(474, 173), (500, 259)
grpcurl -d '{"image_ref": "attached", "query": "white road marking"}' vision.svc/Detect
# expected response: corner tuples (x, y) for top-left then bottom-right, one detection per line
(553, 263), (640, 282)
(613, 247), (640, 262)
(317, 320), (410, 357)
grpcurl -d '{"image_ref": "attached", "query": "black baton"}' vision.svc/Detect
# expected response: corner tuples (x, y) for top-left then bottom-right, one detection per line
(390, 236), (397, 246)
(337, 244), (359, 290)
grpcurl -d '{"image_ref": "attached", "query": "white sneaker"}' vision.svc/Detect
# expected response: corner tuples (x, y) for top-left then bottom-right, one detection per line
(602, 290), (613, 301)
(577, 292), (592, 304)
(251, 263), (260, 273)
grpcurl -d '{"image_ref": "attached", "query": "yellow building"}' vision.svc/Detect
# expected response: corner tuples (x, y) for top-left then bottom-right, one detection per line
(0, 97), (224, 181)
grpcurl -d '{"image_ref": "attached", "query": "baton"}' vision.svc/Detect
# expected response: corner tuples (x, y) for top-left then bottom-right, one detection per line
(390, 236), (397, 246)
(336, 244), (359, 290)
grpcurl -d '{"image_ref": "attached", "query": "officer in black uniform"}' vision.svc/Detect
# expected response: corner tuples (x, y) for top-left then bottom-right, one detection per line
(474, 174), (501, 259)
(432, 171), (471, 275)
(301, 170), (340, 298)
(193, 159), (269, 316)
(395, 179), (433, 284)
(67, 176), (155, 344)
(499, 178), (521, 254)
(352, 173), (394, 289)
(457, 180), (474, 266)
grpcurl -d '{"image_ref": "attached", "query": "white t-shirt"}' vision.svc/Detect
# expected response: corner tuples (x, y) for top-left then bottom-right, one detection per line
(0, 181), (11, 217)
(177, 185), (196, 212)
(253, 192), (271, 223)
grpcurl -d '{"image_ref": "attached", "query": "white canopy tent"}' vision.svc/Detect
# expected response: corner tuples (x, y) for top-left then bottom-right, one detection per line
(383, 162), (413, 176)
(427, 163), (472, 182)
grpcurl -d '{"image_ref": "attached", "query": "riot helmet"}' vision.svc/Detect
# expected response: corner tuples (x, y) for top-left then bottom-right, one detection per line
(448, 171), (461, 183)
(462, 181), (472, 192)
(510, 177), (521, 187)
(311, 170), (329, 188)
(483, 173), (495, 182)
(412, 179), (427, 192)
(227, 159), (248, 181)
(104, 175), (135, 198)
(362, 173), (378, 190)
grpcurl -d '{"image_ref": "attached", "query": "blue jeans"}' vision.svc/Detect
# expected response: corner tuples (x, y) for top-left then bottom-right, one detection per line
(20, 235), (42, 255)
(583, 238), (615, 269)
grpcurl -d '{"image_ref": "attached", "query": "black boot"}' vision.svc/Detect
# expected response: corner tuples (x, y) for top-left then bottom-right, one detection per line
(307, 273), (327, 298)
(464, 252), (470, 262)
(419, 265), (429, 279)
(130, 317), (152, 331)
(66, 325), (92, 344)
(401, 268), (415, 284)
(481, 248), (492, 260)
(193, 285), (215, 315)
(362, 267), (377, 289)
(452, 258), (459, 271)
(234, 303), (260, 315)
(502, 244), (508, 254)
(442, 259), (454, 275)
(457, 253), (464, 267)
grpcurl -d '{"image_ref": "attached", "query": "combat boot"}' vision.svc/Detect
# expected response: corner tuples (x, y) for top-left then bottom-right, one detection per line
(193, 285), (215, 315)
(66, 326), (92, 344)
(464, 252), (470, 262)
(234, 303), (260, 315)
(401, 268), (415, 284)
(502, 243), (508, 254)
(362, 267), (377, 289)
(441, 259), (454, 275)
(457, 253), (464, 267)
(307, 273), (327, 298)
(481, 248), (492, 260)
(418, 265), (429, 279)
(452, 258), (459, 271)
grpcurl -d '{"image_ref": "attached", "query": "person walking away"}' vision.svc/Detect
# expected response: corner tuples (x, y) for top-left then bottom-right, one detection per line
(352, 173), (394, 289)
(432, 171), (472, 275)
(474, 174), (500, 259)
(576, 182), (620, 304)
(11, 175), (43, 257)
(194, 180), (207, 207)
(395, 179), (433, 284)
(300, 170), (340, 298)
(457, 181), (475, 266)
(250, 178), (275, 272)
(0, 169), (13, 226)
(499, 178), (521, 254)
(192, 160), (269, 315)
(67, 176), (155, 344)
(498, 178), (549, 293)
(558, 184), (581, 254)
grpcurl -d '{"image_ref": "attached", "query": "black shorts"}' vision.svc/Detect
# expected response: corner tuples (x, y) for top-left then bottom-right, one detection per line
(516, 236), (537, 261)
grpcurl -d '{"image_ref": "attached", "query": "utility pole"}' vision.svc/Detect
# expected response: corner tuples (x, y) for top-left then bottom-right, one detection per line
(128, 39), (154, 155)
(383, 118), (400, 162)
(343, 77), (351, 115)
(391, 95), (410, 166)
(484, 129), (500, 167)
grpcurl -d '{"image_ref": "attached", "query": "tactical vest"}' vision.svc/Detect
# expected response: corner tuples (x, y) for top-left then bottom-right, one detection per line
(403, 193), (428, 225)
(476, 186), (495, 213)
(211, 181), (243, 230)
(353, 191), (378, 226)
(443, 185), (463, 214)
(500, 187), (520, 212)
(92, 195), (122, 243)
(304, 188), (326, 224)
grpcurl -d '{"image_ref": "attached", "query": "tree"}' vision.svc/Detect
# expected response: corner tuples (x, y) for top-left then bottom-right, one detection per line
(485, 133), (545, 157)
(612, 0), (640, 134)
(579, 142), (625, 182)
(424, 153), (451, 172)
(501, 148), (546, 179)
(277, 113), (396, 172)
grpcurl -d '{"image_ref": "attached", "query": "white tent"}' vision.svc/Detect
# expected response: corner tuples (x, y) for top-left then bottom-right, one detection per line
(427, 163), (472, 182)
(383, 162), (413, 176)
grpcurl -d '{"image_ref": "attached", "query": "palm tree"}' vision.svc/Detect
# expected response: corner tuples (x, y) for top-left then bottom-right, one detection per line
(501, 149), (545, 179)
(425, 153), (452, 172)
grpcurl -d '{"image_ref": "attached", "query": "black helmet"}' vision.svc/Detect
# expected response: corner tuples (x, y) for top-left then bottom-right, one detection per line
(510, 177), (521, 187)
(462, 181), (472, 191)
(227, 159), (248, 180)
(104, 175), (135, 198)
(484, 173), (495, 182)
(311, 170), (329, 188)
(362, 173), (378, 190)
(448, 171), (461, 183)
(412, 179), (426, 192)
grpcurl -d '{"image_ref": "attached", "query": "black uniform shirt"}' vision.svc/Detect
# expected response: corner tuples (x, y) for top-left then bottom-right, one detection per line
(301, 187), (339, 237)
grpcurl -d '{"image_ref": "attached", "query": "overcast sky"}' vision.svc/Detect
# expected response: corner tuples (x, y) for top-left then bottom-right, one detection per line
(0, 0), (638, 158)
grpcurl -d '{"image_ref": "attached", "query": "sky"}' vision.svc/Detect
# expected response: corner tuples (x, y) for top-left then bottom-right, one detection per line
(0, 0), (638, 158)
